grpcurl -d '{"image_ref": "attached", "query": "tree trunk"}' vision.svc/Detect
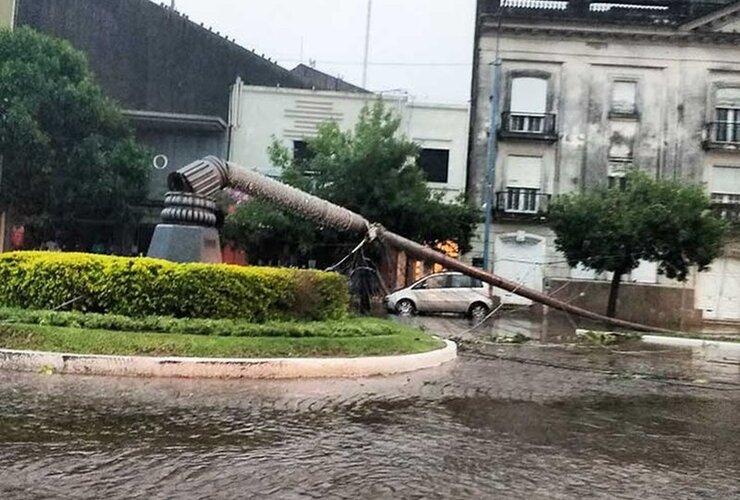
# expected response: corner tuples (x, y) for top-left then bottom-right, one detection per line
(607, 270), (623, 318)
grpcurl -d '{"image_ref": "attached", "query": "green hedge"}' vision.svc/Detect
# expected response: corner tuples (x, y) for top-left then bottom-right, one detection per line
(0, 308), (395, 338)
(0, 252), (348, 321)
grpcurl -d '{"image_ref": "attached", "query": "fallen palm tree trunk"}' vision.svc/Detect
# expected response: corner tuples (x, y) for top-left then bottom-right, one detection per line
(169, 156), (674, 334)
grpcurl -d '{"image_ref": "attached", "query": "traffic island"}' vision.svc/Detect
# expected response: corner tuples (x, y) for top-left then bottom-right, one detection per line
(0, 341), (456, 379)
(0, 318), (455, 379)
(0, 253), (456, 379)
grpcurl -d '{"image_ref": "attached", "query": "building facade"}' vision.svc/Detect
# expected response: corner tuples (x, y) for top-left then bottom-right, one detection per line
(229, 85), (470, 200)
(14, 0), (315, 251)
(470, 0), (740, 322)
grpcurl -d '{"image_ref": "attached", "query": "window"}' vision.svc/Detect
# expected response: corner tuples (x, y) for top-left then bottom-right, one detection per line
(607, 158), (632, 189)
(607, 121), (636, 188)
(450, 275), (483, 288)
(715, 88), (740, 143)
(502, 156), (543, 213)
(509, 77), (548, 133)
(712, 165), (740, 195)
(293, 140), (312, 162)
(413, 275), (449, 290)
(418, 148), (450, 183)
(611, 80), (637, 115)
(506, 155), (542, 189)
(711, 165), (740, 221)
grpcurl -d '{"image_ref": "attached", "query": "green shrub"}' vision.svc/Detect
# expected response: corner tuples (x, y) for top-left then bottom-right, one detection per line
(0, 252), (348, 321)
(0, 307), (398, 338)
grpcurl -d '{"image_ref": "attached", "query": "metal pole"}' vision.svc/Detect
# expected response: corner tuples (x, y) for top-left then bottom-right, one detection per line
(481, 12), (503, 272)
(361, 0), (373, 88)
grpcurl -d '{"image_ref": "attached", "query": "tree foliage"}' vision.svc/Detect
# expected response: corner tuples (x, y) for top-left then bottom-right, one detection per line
(548, 170), (726, 316)
(0, 28), (149, 242)
(224, 101), (479, 266)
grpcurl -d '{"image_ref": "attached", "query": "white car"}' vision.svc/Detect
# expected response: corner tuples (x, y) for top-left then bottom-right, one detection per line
(385, 272), (493, 320)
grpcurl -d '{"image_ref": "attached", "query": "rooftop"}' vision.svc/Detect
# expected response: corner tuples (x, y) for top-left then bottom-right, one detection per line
(480, 0), (738, 27)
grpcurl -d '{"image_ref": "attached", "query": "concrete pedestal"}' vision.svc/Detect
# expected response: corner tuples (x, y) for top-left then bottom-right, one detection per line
(148, 224), (222, 263)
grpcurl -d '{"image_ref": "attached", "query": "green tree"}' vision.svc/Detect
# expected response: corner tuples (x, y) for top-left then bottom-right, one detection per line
(548, 170), (726, 317)
(0, 28), (149, 246)
(224, 101), (479, 266)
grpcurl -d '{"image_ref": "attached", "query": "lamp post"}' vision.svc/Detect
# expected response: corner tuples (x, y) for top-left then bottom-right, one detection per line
(481, 11), (503, 271)
(362, 0), (373, 88)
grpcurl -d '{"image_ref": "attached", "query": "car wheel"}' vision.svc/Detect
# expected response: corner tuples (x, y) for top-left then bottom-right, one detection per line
(469, 302), (490, 322)
(396, 299), (417, 317)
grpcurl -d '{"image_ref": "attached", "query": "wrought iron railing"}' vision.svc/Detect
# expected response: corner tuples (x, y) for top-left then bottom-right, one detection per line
(705, 122), (740, 146)
(711, 192), (740, 222)
(500, 112), (557, 139)
(496, 188), (550, 216)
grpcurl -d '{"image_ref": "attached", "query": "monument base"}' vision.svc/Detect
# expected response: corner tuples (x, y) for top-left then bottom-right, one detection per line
(147, 224), (222, 264)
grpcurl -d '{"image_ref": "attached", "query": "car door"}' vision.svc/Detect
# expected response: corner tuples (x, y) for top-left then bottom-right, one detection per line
(448, 274), (476, 313)
(410, 274), (450, 313)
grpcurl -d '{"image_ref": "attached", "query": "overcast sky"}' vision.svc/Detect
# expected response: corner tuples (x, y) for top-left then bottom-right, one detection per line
(174, 0), (476, 104)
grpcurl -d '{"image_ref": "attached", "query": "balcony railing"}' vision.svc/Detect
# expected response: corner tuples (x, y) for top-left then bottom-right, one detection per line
(500, 112), (558, 141)
(495, 188), (550, 219)
(704, 122), (740, 150)
(711, 192), (740, 222)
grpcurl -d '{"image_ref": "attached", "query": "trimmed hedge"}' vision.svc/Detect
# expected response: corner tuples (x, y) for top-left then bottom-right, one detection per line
(0, 308), (402, 338)
(0, 252), (348, 321)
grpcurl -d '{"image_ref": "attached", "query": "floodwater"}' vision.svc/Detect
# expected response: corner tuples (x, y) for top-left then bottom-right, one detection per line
(0, 317), (739, 499)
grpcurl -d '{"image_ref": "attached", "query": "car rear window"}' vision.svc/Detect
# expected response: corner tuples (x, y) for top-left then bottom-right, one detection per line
(450, 275), (484, 288)
(450, 275), (471, 288)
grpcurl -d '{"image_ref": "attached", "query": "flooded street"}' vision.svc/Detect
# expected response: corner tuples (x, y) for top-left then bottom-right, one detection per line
(0, 318), (738, 499)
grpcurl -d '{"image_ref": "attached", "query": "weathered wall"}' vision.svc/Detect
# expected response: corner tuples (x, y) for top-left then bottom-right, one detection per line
(469, 33), (740, 207)
(548, 278), (702, 329)
(468, 14), (740, 316)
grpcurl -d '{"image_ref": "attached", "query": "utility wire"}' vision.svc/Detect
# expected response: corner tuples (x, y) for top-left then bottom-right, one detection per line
(278, 59), (473, 67)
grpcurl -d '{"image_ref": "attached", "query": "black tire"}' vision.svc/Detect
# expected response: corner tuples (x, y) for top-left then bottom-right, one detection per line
(396, 299), (417, 317)
(469, 302), (490, 321)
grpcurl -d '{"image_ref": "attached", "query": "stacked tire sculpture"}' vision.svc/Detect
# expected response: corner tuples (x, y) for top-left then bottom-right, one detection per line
(147, 191), (223, 263)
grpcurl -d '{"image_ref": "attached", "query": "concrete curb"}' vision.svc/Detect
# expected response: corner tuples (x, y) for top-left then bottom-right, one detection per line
(0, 340), (457, 379)
(642, 335), (740, 353)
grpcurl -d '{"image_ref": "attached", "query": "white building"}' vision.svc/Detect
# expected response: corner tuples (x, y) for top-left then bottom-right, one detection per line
(227, 83), (469, 201)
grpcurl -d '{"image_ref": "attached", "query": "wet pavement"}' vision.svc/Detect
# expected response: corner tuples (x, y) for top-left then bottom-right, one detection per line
(0, 315), (738, 499)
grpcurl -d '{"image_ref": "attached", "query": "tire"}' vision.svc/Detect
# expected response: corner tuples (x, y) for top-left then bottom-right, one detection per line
(396, 299), (417, 317)
(469, 302), (490, 322)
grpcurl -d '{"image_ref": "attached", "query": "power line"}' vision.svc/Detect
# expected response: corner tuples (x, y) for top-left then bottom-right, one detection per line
(276, 59), (473, 67)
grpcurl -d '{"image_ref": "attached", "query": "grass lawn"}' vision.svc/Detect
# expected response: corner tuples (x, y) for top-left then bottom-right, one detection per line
(0, 320), (444, 358)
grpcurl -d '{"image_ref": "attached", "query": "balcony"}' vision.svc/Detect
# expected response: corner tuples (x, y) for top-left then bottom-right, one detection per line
(711, 193), (740, 223)
(495, 187), (550, 220)
(499, 112), (558, 141)
(703, 122), (740, 151)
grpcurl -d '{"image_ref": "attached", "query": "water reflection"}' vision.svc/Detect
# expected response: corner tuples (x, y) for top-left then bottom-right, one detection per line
(0, 340), (738, 499)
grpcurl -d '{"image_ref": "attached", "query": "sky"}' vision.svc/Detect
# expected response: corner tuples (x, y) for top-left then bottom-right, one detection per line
(174, 0), (477, 104)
